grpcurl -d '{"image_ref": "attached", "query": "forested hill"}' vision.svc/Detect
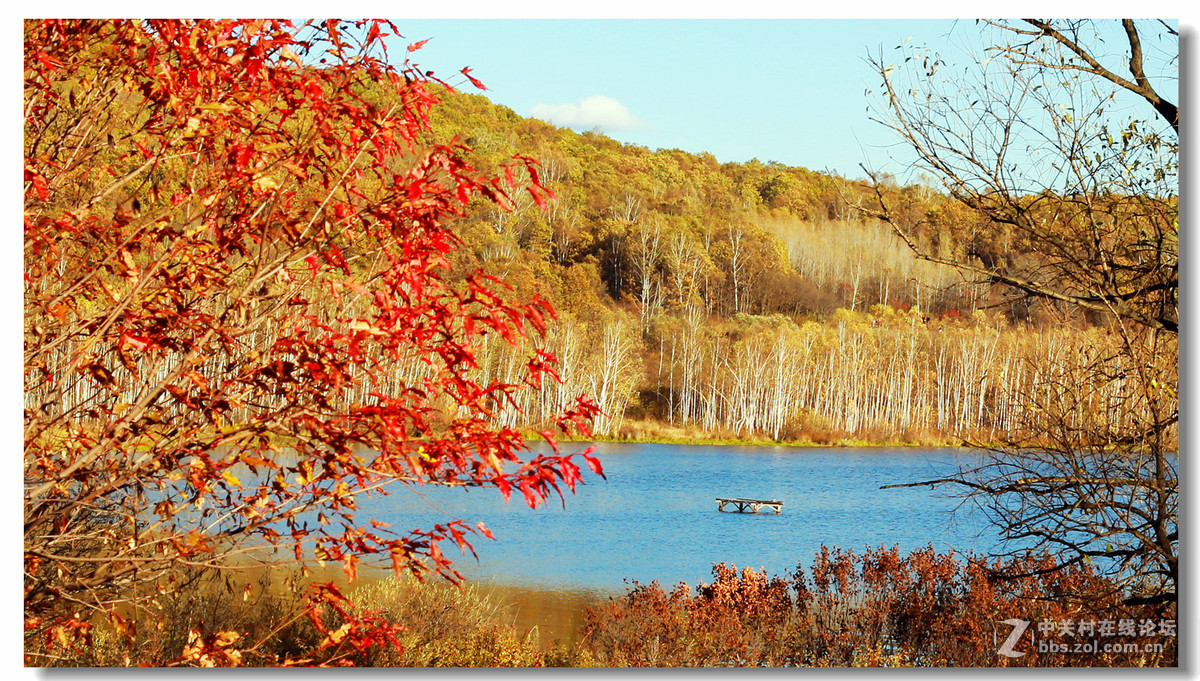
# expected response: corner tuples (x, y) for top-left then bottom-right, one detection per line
(345, 86), (1142, 446)
(420, 87), (1008, 325)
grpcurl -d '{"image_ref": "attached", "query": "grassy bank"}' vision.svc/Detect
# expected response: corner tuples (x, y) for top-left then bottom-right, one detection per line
(553, 418), (962, 449)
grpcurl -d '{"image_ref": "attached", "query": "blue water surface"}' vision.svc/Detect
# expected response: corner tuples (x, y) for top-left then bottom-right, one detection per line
(357, 443), (999, 593)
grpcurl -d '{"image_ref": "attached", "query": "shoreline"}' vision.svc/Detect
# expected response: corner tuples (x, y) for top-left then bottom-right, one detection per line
(544, 417), (968, 449)
(563, 435), (964, 448)
(552, 428), (966, 450)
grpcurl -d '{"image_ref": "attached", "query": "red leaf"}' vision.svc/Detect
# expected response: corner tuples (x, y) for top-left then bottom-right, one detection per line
(25, 166), (48, 201)
(526, 303), (546, 334)
(304, 254), (319, 278)
(119, 331), (151, 352)
(34, 51), (65, 71)
(304, 80), (324, 101)
(408, 38), (430, 53)
(326, 245), (349, 274)
(581, 450), (605, 479)
(460, 66), (487, 90)
(234, 145), (253, 170)
(524, 160), (542, 188)
(561, 459), (580, 492)
(518, 482), (538, 509)
(528, 186), (547, 210)
(494, 477), (511, 502)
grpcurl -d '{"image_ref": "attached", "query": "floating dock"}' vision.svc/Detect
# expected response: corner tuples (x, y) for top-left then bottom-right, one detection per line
(716, 497), (783, 514)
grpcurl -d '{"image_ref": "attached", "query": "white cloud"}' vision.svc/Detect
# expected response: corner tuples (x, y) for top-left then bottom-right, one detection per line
(529, 95), (646, 131)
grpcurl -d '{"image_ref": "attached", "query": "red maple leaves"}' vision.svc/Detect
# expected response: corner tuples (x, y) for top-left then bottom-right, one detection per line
(24, 18), (599, 666)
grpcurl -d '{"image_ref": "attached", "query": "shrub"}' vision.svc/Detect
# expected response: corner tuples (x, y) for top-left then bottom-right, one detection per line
(578, 546), (1177, 667)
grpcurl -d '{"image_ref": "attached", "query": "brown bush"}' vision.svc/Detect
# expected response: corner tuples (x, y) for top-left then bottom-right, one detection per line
(577, 546), (1177, 667)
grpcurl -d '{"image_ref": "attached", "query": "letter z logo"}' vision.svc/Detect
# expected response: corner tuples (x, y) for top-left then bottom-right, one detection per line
(997, 618), (1031, 658)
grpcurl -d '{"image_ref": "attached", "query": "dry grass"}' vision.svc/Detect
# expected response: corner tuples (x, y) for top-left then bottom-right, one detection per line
(347, 576), (543, 667)
(29, 568), (545, 667)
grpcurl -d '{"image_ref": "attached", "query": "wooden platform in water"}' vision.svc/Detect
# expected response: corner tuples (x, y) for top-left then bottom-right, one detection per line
(715, 497), (783, 514)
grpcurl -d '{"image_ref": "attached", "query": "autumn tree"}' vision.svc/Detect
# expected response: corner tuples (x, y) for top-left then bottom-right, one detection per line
(23, 19), (601, 665)
(868, 19), (1177, 605)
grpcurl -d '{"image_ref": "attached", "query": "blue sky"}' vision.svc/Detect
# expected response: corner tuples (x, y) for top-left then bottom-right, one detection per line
(379, 18), (1180, 184)
(382, 19), (970, 181)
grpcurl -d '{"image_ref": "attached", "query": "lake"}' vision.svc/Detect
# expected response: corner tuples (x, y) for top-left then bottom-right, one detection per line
(358, 443), (999, 594)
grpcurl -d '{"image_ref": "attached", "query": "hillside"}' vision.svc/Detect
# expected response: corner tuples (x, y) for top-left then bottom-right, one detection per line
(420, 88), (1011, 324)
(355, 86), (1144, 445)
